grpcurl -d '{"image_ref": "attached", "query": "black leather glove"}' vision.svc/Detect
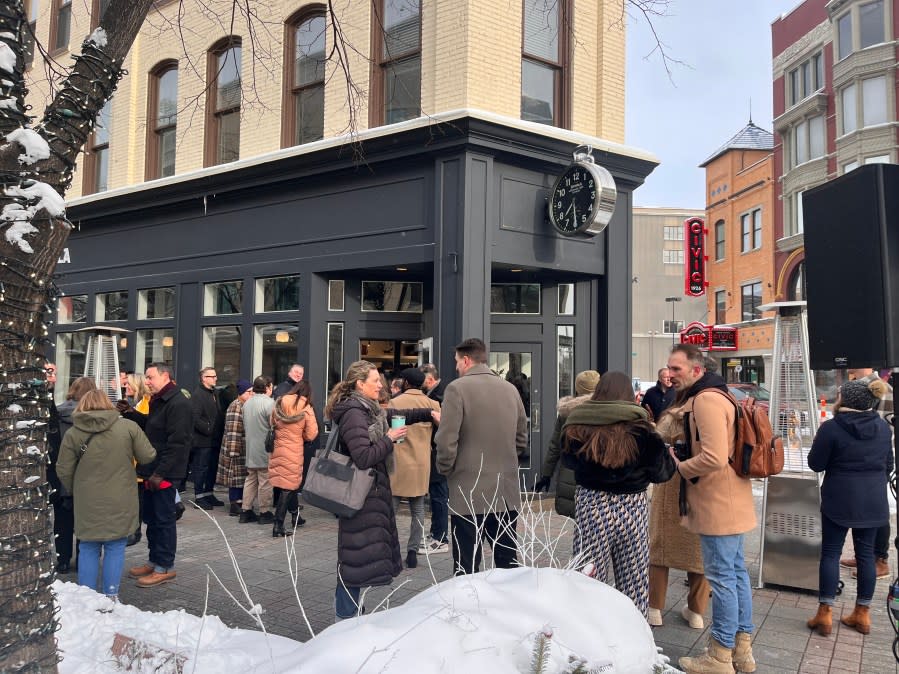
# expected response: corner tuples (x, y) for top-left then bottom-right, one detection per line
(116, 399), (133, 414)
(533, 476), (551, 493)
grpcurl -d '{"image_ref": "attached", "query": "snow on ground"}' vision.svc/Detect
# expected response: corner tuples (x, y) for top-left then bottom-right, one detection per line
(56, 567), (683, 674)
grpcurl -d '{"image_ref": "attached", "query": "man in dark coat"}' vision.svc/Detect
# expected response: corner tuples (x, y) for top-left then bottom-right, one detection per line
(45, 362), (74, 574)
(273, 363), (304, 399)
(125, 362), (192, 588)
(641, 367), (675, 422)
(420, 363), (449, 551)
(190, 367), (224, 510)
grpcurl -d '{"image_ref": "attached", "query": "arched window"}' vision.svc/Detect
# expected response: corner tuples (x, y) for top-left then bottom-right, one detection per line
(205, 37), (242, 166)
(371, 0), (421, 126)
(147, 62), (178, 180)
(787, 261), (806, 301)
(521, 0), (570, 127)
(284, 8), (326, 147)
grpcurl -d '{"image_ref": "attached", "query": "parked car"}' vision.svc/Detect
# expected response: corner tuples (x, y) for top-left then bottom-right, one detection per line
(727, 383), (770, 411)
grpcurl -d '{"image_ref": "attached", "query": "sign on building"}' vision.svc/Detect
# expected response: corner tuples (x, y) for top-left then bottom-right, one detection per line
(684, 217), (707, 297)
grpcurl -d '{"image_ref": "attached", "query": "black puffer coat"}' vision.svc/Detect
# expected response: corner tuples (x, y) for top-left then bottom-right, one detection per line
(331, 397), (433, 588)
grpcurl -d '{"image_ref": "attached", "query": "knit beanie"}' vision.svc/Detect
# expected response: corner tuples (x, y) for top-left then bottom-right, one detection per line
(574, 370), (600, 396)
(840, 380), (878, 411)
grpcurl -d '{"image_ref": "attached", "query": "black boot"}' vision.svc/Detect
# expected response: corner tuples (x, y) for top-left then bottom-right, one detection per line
(229, 502), (242, 516)
(272, 522), (293, 537)
(273, 494), (291, 535)
(406, 550), (418, 569)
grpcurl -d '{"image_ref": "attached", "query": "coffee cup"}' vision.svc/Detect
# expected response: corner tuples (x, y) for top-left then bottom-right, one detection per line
(391, 415), (406, 442)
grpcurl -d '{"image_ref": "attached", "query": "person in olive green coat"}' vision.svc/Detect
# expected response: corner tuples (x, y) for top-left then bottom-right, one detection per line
(57, 390), (156, 599)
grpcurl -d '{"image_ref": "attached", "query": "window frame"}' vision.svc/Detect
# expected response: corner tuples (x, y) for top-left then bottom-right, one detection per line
(741, 281), (763, 322)
(49, 0), (72, 55)
(714, 219), (725, 261)
(369, 0), (422, 128)
(91, 0), (112, 29)
(662, 249), (684, 265)
(282, 5), (327, 148)
(787, 51), (824, 107)
(835, 0), (887, 61)
(840, 75), (888, 135)
(740, 208), (762, 253)
(146, 60), (178, 180)
(715, 290), (727, 325)
(520, 0), (570, 128)
(82, 99), (111, 195)
(204, 36), (242, 167)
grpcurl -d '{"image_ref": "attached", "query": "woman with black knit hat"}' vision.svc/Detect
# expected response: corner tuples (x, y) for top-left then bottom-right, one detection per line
(806, 377), (893, 637)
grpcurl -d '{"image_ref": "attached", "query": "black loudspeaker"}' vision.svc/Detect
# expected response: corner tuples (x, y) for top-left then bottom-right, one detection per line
(804, 163), (899, 370)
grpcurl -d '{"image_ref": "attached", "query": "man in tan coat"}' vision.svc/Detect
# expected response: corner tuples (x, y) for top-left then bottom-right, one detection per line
(388, 368), (440, 569)
(435, 338), (528, 575)
(667, 343), (756, 674)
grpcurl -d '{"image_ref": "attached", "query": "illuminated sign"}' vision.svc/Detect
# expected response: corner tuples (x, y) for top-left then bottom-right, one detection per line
(684, 217), (707, 297)
(679, 321), (739, 352)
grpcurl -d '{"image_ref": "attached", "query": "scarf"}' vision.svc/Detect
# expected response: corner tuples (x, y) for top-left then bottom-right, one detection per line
(349, 392), (393, 472)
(565, 400), (648, 428)
(682, 372), (729, 400)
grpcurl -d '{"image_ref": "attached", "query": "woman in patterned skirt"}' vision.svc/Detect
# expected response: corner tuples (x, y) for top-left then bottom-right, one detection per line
(561, 370), (675, 616)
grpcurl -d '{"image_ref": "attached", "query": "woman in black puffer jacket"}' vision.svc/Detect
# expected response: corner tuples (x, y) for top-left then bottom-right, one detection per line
(324, 360), (438, 621)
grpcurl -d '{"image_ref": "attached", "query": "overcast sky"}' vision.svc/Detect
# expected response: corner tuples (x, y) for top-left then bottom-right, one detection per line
(625, 0), (802, 208)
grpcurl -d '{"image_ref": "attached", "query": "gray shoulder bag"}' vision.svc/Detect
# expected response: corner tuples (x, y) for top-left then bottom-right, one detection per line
(302, 422), (375, 518)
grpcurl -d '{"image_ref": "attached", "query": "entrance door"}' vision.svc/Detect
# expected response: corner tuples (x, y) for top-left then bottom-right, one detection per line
(489, 343), (542, 488)
(359, 339), (419, 379)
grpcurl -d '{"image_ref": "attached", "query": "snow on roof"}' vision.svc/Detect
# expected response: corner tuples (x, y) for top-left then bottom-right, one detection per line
(699, 121), (774, 168)
(67, 109), (659, 209)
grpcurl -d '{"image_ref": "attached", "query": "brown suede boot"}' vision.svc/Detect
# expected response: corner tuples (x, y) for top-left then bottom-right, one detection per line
(806, 603), (832, 636)
(840, 604), (871, 634)
(732, 631), (757, 673)
(678, 636), (733, 674)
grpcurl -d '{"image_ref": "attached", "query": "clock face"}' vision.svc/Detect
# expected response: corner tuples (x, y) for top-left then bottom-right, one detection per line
(548, 161), (615, 236)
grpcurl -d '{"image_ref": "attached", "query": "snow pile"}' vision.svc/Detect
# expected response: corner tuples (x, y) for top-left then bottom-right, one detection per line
(6, 128), (51, 164)
(56, 567), (682, 673)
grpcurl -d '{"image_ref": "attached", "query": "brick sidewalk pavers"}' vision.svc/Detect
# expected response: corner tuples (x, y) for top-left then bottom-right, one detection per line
(100, 488), (899, 672)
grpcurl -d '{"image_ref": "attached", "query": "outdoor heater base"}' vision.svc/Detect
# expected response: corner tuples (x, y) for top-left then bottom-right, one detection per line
(760, 474), (821, 592)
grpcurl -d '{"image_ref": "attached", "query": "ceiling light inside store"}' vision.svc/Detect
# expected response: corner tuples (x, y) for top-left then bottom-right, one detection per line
(275, 330), (290, 343)
(510, 268), (523, 273)
(119, 337), (127, 348)
(396, 267), (407, 271)
(162, 336), (174, 348)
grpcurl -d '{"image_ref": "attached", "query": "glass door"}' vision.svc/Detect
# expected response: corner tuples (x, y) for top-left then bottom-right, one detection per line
(489, 343), (542, 486)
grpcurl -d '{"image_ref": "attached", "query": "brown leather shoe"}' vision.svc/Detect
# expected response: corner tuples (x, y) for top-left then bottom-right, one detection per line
(851, 557), (890, 580)
(136, 570), (177, 588)
(840, 604), (871, 634)
(840, 556), (857, 569)
(807, 603), (832, 636)
(128, 563), (154, 578)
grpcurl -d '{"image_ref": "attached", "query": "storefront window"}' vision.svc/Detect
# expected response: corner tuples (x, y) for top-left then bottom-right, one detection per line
(254, 324), (297, 386)
(256, 275), (299, 313)
(329, 280), (345, 311)
(204, 281), (243, 316)
(137, 287), (175, 319)
(558, 283), (574, 315)
(202, 326), (241, 385)
(55, 331), (90, 402)
(58, 295), (87, 324)
(96, 291), (128, 321)
(361, 281), (422, 312)
(491, 283), (541, 314)
(326, 322), (344, 401)
(557, 325), (574, 399)
(135, 328), (174, 371)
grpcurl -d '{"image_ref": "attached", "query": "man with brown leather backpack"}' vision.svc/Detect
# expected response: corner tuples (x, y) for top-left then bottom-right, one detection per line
(666, 344), (757, 674)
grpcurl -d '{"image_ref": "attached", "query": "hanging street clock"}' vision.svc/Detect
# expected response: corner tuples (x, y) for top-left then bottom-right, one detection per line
(548, 145), (617, 237)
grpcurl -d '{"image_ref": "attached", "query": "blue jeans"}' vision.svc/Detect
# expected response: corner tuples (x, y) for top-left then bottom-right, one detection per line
(78, 538), (128, 597)
(335, 583), (362, 621)
(820, 513), (877, 605)
(428, 473), (448, 543)
(700, 534), (753, 648)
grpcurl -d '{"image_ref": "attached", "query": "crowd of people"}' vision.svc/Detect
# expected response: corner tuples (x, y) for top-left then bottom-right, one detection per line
(42, 339), (893, 672)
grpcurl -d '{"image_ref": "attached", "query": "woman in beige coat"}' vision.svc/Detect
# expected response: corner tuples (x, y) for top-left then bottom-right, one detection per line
(647, 395), (710, 629)
(269, 380), (319, 537)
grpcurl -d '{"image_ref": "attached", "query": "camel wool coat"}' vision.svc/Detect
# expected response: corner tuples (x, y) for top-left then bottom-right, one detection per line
(387, 389), (440, 497)
(676, 390), (757, 536)
(435, 363), (528, 515)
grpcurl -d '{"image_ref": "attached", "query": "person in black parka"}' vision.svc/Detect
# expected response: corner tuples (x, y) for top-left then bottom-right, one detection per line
(325, 360), (438, 621)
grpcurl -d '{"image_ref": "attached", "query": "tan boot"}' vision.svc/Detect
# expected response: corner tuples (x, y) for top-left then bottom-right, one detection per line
(678, 636), (733, 674)
(840, 604), (871, 635)
(732, 631), (757, 673)
(806, 603), (832, 636)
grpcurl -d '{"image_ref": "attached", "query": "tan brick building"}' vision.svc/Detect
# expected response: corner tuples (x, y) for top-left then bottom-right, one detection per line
(700, 122), (776, 383)
(25, 0), (626, 198)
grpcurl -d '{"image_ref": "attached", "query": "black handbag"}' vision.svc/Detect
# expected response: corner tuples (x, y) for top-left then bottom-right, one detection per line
(264, 427), (275, 454)
(302, 422), (375, 518)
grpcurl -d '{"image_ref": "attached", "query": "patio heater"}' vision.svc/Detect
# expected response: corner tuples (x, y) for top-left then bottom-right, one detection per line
(75, 325), (129, 401)
(756, 301), (822, 591)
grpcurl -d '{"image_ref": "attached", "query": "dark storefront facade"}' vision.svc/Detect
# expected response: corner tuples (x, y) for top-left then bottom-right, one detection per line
(54, 112), (656, 481)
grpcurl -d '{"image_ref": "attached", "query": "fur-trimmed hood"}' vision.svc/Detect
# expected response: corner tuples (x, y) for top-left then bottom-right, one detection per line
(557, 393), (591, 418)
